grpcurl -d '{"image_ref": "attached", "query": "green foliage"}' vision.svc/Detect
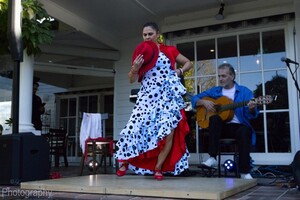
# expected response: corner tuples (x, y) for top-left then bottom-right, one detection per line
(0, 0), (9, 55)
(0, 0), (54, 56)
(5, 117), (12, 127)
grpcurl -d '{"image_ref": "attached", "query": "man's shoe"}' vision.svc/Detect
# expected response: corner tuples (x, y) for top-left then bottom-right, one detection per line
(201, 157), (217, 168)
(241, 173), (253, 179)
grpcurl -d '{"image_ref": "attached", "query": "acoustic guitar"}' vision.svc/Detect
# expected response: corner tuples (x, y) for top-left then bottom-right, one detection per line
(196, 95), (274, 129)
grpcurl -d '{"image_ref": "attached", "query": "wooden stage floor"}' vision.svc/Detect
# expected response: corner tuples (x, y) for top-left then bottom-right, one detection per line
(20, 174), (257, 200)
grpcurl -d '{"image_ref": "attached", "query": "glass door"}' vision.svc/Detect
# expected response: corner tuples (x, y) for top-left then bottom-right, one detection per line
(77, 95), (99, 157)
(57, 91), (114, 162)
(58, 97), (78, 158)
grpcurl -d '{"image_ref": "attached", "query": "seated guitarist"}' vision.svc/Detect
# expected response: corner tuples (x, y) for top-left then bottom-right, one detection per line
(191, 63), (259, 179)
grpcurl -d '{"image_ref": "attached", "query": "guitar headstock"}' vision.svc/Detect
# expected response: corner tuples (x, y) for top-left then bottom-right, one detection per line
(254, 95), (277, 105)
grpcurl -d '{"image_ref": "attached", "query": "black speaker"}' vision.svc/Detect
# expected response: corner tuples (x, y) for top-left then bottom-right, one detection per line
(292, 150), (300, 190)
(0, 133), (50, 185)
(0, 134), (21, 185)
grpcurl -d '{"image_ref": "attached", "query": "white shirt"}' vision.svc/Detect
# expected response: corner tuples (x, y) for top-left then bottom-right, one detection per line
(222, 86), (240, 124)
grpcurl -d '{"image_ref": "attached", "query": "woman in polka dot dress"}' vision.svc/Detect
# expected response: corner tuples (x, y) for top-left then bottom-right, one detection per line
(115, 22), (193, 180)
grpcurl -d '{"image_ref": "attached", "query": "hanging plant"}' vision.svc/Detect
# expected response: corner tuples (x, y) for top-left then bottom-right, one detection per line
(0, 0), (54, 56)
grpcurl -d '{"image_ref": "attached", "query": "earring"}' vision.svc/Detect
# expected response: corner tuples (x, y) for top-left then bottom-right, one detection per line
(157, 34), (164, 44)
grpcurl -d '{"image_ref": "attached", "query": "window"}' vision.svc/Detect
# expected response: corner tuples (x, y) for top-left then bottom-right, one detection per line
(176, 28), (290, 153)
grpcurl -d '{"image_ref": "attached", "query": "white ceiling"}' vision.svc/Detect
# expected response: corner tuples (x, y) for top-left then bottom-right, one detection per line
(43, 0), (222, 48)
(40, 0), (257, 50)
(33, 0), (264, 88)
(36, 0), (261, 64)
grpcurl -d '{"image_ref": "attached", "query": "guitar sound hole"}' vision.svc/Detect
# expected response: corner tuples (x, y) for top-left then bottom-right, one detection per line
(215, 105), (221, 113)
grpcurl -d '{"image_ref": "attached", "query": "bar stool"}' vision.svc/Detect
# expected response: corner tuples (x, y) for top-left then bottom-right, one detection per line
(79, 112), (111, 175)
(79, 137), (113, 175)
(218, 138), (239, 177)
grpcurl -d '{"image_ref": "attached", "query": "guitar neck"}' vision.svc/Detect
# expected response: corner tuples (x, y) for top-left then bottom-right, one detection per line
(221, 100), (248, 112)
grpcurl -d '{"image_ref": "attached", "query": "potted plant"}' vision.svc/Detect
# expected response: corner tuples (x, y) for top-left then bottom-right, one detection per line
(0, 0), (54, 56)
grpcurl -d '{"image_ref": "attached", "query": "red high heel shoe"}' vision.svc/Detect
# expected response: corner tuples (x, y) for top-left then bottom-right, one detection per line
(116, 162), (128, 177)
(154, 170), (164, 181)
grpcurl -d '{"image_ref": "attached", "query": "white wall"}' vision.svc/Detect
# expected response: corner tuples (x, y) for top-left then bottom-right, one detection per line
(113, 37), (141, 140)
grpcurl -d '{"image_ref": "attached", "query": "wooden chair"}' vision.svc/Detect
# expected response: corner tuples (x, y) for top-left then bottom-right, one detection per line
(46, 128), (69, 168)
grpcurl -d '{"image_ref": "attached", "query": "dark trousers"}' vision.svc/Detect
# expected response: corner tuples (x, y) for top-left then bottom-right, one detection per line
(208, 115), (252, 173)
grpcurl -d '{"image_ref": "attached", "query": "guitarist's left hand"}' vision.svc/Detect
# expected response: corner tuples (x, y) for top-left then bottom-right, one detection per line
(247, 100), (256, 113)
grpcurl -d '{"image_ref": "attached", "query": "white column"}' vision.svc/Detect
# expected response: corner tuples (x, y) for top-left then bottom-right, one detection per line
(19, 52), (40, 135)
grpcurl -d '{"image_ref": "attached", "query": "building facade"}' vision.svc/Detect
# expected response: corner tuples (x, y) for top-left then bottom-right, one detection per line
(0, 0), (299, 166)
